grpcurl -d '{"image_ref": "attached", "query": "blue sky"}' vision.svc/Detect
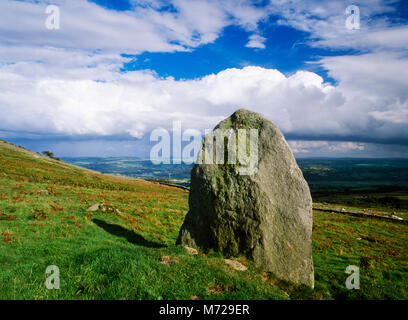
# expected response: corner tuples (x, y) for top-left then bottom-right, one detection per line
(1, 0), (408, 158)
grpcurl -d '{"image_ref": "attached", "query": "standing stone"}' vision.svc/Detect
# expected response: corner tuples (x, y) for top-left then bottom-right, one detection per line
(177, 109), (314, 288)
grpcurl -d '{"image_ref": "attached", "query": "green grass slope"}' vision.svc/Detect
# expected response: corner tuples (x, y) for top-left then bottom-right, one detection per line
(0, 139), (407, 299)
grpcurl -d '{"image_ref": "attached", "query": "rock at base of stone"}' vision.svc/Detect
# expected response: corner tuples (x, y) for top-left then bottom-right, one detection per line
(184, 246), (199, 255)
(87, 204), (101, 212)
(224, 259), (247, 271)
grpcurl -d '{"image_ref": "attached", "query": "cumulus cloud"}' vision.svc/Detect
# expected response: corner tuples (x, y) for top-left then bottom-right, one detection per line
(0, 61), (407, 145)
(245, 34), (267, 49)
(318, 51), (408, 142)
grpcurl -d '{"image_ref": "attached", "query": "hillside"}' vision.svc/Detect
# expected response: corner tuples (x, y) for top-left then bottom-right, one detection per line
(0, 139), (407, 299)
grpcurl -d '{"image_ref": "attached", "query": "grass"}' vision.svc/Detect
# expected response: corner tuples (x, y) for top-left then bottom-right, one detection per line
(0, 140), (407, 300)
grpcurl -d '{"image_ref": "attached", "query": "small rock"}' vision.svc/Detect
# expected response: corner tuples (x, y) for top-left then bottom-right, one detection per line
(224, 259), (247, 271)
(35, 189), (49, 195)
(160, 256), (180, 265)
(87, 204), (101, 212)
(341, 208), (346, 212)
(356, 237), (362, 240)
(184, 246), (198, 255)
(391, 215), (403, 220)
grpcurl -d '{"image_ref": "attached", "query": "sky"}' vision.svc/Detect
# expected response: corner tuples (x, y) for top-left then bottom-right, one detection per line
(0, 0), (408, 158)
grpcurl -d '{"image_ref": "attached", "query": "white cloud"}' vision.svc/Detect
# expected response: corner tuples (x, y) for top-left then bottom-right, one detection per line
(287, 140), (408, 158)
(0, 61), (406, 144)
(288, 140), (365, 154)
(370, 102), (408, 125)
(329, 142), (365, 152)
(246, 34), (267, 49)
(0, 0), (184, 54)
(0, 0), (267, 57)
(317, 51), (408, 141)
(266, 0), (403, 51)
(288, 141), (328, 153)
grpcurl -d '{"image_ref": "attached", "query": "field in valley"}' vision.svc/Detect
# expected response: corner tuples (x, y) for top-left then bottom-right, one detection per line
(0, 140), (407, 300)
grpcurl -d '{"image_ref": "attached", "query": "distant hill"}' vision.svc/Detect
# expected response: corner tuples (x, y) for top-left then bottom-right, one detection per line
(0, 139), (176, 192)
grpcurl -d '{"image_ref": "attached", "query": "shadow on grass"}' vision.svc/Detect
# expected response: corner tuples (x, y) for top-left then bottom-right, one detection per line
(92, 219), (166, 248)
